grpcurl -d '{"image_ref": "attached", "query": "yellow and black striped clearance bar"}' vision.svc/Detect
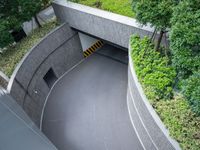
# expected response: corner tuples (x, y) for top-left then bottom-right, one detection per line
(84, 40), (104, 57)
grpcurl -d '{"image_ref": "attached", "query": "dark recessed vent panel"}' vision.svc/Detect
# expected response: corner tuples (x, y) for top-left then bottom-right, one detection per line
(43, 68), (58, 88)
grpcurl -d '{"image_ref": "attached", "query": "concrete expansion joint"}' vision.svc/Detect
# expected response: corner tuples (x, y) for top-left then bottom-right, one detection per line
(127, 90), (146, 150)
(128, 83), (158, 150)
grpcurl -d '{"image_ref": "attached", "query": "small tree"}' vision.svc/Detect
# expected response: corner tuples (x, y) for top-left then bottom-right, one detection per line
(0, 0), (48, 47)
(0, 19), (14, 48)
(132, 0), (178, 51)
(170, 0), (200, 79)
(0, 0), (44, 29)
(0, 0), (22, 29)
(18, 0), (43, 27)
(0, 0), (19, 48)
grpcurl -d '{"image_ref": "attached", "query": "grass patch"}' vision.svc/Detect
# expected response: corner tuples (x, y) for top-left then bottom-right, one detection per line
(0, 20), (58, 77)
(69, 0), (134, 18)
(130, 35), (200, 150)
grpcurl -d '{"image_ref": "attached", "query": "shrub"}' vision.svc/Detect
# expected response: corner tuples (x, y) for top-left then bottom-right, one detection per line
(132, 0), (178, 51)
(0, 20), (14, 48)
(130, 35), (176, 100)
(182, 71), (200, 115)
(0, 20), (57, 77)
(156, 95), (200, 150)
(0, 0), (52, 47)
(170, 0), (200, 79)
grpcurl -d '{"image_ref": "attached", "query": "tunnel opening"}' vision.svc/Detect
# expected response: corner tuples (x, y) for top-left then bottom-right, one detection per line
(40, 42), (138, 150)
(77, 31), (128, 64)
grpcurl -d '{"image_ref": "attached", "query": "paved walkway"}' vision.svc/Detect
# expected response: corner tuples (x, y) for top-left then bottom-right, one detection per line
(41, 45), (143, 150)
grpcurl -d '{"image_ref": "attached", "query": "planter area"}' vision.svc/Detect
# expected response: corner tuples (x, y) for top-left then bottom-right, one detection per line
(0, 21), (57, 78)
(129, 36), (200, 150)
(127, 40), (180, 150)
(69, 0), (134, 17)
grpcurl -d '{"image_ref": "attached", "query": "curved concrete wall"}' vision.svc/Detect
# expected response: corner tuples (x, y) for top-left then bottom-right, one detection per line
(52, 0), (165, 49)
(0, 71), (9, 89)
(8, 23), (83, 126)
(127, 43), (180, 150)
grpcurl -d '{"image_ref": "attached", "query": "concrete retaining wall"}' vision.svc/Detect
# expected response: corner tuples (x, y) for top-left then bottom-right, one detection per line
(52, 0), (162, 49)
(8, 23), (84, 126)
(0, 71), (9, 89)
(127, 43), (180, 150)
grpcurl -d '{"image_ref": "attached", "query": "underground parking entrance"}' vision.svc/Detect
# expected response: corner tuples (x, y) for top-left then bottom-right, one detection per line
(40, 43), (144, 150)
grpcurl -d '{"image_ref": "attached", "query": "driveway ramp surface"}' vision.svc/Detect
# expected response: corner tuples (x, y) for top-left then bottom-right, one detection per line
(42, 45), (143, 150)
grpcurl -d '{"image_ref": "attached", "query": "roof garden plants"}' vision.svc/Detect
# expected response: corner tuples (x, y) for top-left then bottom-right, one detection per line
(130, 35), (200, 150)
(69, 0), (134, 18)
(0, 20), (58, 77)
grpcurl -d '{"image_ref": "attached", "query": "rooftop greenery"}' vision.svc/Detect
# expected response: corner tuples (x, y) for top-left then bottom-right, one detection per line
(0, 20), (58, 77)
(130, 35), (200, 150)
(69, 0), (134, 17)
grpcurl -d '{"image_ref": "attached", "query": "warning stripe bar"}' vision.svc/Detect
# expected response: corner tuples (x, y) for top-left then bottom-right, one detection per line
(84, 40), (104, 57)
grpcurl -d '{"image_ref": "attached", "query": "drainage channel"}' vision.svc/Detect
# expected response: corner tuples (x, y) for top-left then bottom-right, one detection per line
(41, 44), (143, 150)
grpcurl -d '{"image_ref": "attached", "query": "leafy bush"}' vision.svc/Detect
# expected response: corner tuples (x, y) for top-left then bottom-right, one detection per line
(182, 71), (200, 115)
(156, 95), (200, 150)
(0, 19), (14, 48)
(170, 0), (200, 116)
(0, 20), (57, 77)
(132, 0), (178, 51)
(170, 0), (200, 79)
(0, 0), (52, 48)
(130, 35), (200, 149)
(130, 35), (176, 100)
(132, 0), (177, 30)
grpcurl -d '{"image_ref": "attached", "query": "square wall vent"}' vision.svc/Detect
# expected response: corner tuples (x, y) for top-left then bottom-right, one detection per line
(43, 68), (58, 88)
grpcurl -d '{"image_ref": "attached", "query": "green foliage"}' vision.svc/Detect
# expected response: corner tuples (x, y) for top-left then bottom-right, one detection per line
(170, 0), (200, 79)
(41, 0), (52, 7)
(0, 0), (21, 29)
(132, 0), (178, 51)
(0, 0), (52, 48)
(0, 19), (14, 48)
(0, 20), (57, 77)
(156, 95), (200, 150)
(130, 35), (176, 100)
(68, 0), (134, 17)
(0, 0), (43, 29)
(70, 0), (80, 2)
(17, 0), (43, 22)
(131, 35), (200, 149)
(182, 71), (200, 115)
(132, 0), (177, 30)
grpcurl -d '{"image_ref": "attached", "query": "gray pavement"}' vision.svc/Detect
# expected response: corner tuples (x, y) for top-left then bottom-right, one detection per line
(42, 45), (143, 150)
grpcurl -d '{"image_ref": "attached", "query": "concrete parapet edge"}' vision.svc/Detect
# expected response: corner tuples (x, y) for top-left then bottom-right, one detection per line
(127, 40), (181, 150)
(52, 0), (167, 49)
